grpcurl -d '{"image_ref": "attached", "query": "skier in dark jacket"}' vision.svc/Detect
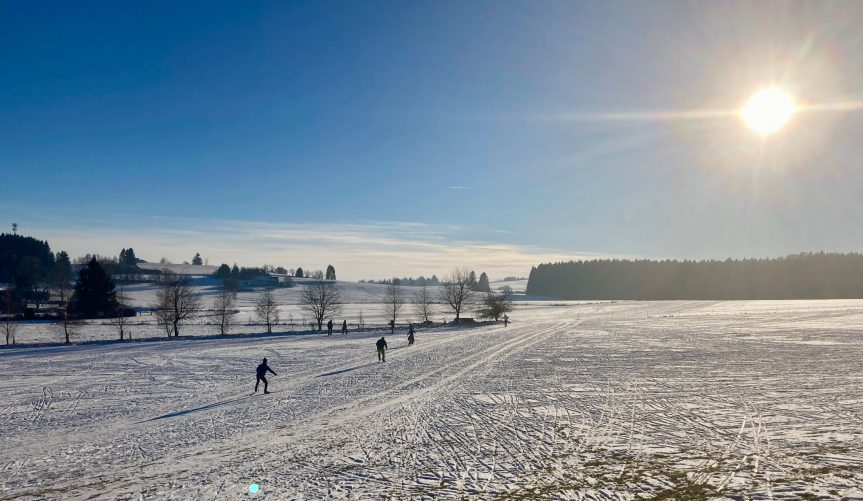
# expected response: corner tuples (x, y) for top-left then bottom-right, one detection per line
(255, 358), (277, 394)
(341, 319), (348, 335)
(407, 324), (415, 346)
(327, 319), (334, 336)
(376, 337), (388, 362)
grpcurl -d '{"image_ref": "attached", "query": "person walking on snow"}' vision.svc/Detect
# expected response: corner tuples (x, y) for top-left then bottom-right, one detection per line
(503, 314), (509, 327)
(376, 336), (388, 362)
(341, 319), (348, 335)
(255, 358), (277, 394)
(327, 319), (333, 336)
(407, 324), (415, 346)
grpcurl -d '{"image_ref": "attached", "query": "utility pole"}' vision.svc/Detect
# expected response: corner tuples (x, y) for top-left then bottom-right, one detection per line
(11, 223), (17, 235)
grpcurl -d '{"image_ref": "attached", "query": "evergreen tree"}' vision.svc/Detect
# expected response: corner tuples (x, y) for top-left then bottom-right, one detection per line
(477, 272), (491, 292)
(54, 251), (72, 285)
(192, 253), (203, 266)
(215, 263), (232, 279)
(295, 267), (305, 278)
(70, 258), (117, 318)
(118, 248), (138, 267)
(0, 233), (55, 293)
(326, 264), (336, 280)
(125, 248), (137, 266)
(467, 271), (478, 290)
(231, 264), (240, 279)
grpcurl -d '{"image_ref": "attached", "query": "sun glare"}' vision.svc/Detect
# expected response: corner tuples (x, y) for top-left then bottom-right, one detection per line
(740, 88), (797, 135)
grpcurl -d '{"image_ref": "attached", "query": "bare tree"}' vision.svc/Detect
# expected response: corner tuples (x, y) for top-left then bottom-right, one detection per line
(384, 283), (404, 332)
(255, 289), (280, 334)
(153, 272), (201, 337)
(2, 290), (18, 345)
(477, 290), (514, 321)
(212, 286), (237, 335)
(413, 281), (435, 323)
(299, 281), (343, 330)
(154, 297), (173, 338)
(109, 288), (131, 341)
(58, 312), (82, 344)
(438, 267), (477, 322)
(51, 277), (74, 344)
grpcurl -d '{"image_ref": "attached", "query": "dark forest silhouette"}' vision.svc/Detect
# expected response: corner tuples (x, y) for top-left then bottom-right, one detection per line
(527, 252), (863, 300)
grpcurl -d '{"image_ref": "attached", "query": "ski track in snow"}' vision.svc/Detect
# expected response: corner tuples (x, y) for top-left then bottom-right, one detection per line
(2, 300), (863, 499)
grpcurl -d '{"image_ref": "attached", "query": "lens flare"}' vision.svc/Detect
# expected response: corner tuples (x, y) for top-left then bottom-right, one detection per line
(740, 88), (797, 135)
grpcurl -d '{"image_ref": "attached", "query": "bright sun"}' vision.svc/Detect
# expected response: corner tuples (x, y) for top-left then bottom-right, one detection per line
(740, 87), (797, 135)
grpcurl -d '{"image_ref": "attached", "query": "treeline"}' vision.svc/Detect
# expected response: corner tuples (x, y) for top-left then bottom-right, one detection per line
(361, 276), (442, 287)
(214, 264), (336, 281)
(526, 253), (863, 300)
(360, 271), (493, 292)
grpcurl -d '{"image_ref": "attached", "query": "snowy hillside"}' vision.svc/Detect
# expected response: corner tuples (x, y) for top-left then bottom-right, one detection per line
(2, 300), (862, 499)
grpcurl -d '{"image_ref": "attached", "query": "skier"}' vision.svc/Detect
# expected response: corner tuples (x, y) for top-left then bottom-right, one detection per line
(407, 324), (415, 346)
(388, 319), (395, 334)
(376, 336), (388, 362)
(341, 319), (348, 335)
(255, 358), (277, 394)
(503, 314), (509, 327)
(327, 319), (333, 336)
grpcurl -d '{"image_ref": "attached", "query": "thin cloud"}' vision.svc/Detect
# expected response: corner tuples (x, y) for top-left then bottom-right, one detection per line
(447, 186), (472, 190)
(29, 217), (608, 280)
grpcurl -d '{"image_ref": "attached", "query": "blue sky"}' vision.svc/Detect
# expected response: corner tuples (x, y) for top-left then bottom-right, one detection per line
(3, 1), (863, 278)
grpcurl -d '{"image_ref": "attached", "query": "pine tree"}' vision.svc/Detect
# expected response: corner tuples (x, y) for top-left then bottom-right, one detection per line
(70, 258), (117, 318)
(192, 253), (203, 266)
(215, 263), (232, 279)
(326, 265), (336, 280)
(125, 248), (137, 266)
(295, 267), (304, 278)
(54, 251), (72, 285)
(231, 264), (240, 279)
(477, 272), (491, 292)
(467, 271), (478, 290)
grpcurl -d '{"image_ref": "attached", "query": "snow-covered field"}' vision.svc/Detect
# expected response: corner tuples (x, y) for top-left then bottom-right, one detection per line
(2, 300), (862, 500)
(11, 279), (450, 345)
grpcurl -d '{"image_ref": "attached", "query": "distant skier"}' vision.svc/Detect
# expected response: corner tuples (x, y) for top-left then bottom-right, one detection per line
(341, 319), (348, 335)
(407, 324), (415, 346)
(503, 314), (509, 327)
(388, 319), (395, 334)
(327, 319), (333, 336)
(376, 336), (388, 362)
(255, 358), (277, 394)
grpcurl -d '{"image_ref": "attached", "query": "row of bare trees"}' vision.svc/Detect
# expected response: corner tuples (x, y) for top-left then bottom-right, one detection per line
(381, 267), (514, 329)
(151, 274), (347, 336)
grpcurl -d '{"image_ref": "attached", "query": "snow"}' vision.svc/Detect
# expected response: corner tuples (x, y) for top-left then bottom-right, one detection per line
(135, 262), (220, 275)
(2, 300), (863, 500)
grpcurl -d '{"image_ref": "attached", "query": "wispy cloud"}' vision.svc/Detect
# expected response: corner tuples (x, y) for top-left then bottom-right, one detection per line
(447, 186), (472, 190)
(28, 217), (605, 280)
